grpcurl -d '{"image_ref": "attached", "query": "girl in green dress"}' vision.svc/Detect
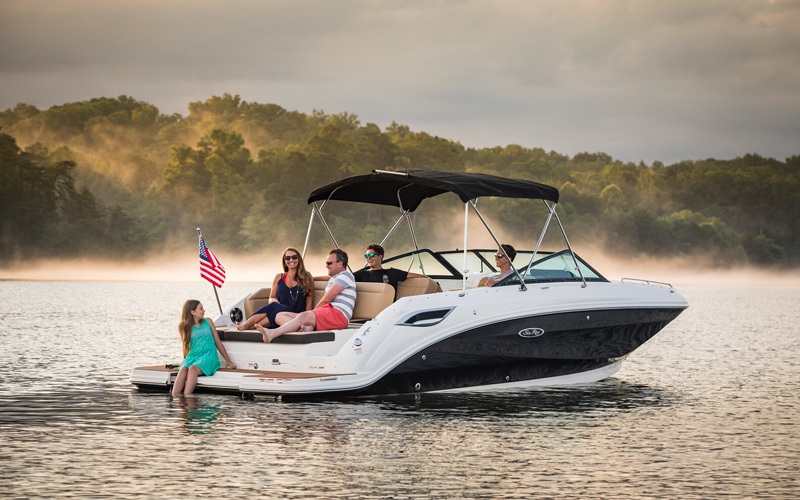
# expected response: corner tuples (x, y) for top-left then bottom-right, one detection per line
(172, 300), (236, 396)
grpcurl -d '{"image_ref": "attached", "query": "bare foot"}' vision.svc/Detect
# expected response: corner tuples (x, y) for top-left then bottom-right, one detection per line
(255, 323), (273, 343)
(236, 322), (248, 331)
(299, 324), (314, 333)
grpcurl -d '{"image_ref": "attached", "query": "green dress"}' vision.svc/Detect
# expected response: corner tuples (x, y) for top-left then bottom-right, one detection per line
(179, 319), (221, 376)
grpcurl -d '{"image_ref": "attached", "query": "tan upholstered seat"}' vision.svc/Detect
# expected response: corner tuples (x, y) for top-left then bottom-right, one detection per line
(244, 288), (272, 318)
(247, 276), (436, 323)
(312, 280), (328, 308)
(313, 280), (394, 321)
(396, 277), (438, 300)
(351, 282), (395, 320)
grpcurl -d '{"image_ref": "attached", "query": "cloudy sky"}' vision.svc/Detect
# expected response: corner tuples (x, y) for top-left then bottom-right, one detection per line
(1, 0), (798, 164)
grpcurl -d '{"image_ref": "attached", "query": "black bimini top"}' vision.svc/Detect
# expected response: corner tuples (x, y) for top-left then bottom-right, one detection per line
(307, 169), (559, 212)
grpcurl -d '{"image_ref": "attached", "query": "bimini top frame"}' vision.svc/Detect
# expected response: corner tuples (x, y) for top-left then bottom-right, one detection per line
(301, 169), (586, 290)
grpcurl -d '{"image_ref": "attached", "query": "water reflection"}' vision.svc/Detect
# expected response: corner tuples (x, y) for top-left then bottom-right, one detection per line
(173, 396), (221, 435)
(0, 390), (132, 425)
(0, 378), (675, 428)
(306, 378), (677, 417)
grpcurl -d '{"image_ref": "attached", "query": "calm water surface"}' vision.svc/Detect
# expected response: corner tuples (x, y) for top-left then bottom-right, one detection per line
(0, 281), (798, 498)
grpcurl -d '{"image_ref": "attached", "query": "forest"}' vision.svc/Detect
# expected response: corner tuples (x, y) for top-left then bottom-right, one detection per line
(1, 94), (798, 268)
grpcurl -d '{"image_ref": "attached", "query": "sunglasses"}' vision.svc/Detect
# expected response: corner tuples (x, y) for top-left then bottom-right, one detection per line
(325, 261), (337, 266)
(284, 254), (299, 261)
(494, 254), (505, 259)
(365, 252), (377, 259)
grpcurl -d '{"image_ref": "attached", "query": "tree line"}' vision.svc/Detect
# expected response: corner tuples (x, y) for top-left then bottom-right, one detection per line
(1, 94), (798, 267)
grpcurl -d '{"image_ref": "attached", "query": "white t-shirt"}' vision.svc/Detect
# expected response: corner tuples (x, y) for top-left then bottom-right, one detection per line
(486, 268), (515, 286)
(327, 270), (357, 320)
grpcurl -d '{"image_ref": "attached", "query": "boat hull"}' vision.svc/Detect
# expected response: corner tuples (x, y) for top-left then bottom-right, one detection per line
(392, 307), (681, 373)
(131, 358), (626, 399)
(299, 305), (681, 398)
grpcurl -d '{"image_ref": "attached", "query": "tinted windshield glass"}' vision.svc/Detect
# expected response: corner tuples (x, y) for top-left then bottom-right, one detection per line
(439, 252), (492, 274)
(436, 250), (542, 275)
(505, 251), (606, 284)
(384, 250), (456, 278)
(474, 250), (538, 270)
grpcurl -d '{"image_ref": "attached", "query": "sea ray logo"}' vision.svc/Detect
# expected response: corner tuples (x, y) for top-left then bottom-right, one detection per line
(519, 327), (545, 338)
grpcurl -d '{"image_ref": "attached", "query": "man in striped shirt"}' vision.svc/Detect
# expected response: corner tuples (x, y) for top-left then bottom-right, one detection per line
(256, 249), (356, 343)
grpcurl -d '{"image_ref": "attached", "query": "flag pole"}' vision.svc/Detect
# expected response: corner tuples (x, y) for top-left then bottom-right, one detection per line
(198, 228), (224, 315)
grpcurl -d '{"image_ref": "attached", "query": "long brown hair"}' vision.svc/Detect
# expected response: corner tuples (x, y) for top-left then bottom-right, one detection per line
(282, 247), (315, 297)
(178, 299), (201, 357)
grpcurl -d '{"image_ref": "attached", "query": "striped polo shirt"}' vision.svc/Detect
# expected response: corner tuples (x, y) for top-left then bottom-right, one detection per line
(327, 270), (357, 321)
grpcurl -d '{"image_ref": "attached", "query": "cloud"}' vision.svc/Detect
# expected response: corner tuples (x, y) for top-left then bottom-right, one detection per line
(1, 0), (798, 163)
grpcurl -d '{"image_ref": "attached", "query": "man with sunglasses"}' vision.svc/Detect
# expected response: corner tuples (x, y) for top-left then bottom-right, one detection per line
(256, 249), (356, 342)
(354, 244), (440, 297)
(484, 244), (517, 287)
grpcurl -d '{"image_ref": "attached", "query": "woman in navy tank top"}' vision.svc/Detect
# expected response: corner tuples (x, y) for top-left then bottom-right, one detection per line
(236, 247), (314, 330)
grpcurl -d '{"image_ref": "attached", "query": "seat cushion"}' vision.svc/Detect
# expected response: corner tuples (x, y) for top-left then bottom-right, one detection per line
(218, 328), (335, 343)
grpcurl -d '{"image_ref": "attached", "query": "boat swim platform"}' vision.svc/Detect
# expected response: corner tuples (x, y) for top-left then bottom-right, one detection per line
(132, 365), (355, 379)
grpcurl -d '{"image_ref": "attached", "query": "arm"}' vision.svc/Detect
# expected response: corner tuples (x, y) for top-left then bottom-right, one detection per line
(269, 273), (281, 302)
(316, 283), (344, 308)
(209, 321), (236, 369)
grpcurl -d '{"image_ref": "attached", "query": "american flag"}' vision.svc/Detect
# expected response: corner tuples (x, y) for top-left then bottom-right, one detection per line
(199, 236), (226, 287)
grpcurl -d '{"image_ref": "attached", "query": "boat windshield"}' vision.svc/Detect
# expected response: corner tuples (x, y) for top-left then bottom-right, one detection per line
(500, 250), (608, 286)
(382, 249), (461, 280)
(435, 250), (544, 275)
(382, 249), (561, 282)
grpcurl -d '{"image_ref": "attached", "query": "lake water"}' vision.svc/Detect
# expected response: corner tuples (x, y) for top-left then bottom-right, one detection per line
(0, 280), (798, 498)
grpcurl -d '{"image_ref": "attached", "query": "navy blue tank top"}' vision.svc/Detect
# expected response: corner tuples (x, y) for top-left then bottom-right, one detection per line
(276, 274), (306, 313)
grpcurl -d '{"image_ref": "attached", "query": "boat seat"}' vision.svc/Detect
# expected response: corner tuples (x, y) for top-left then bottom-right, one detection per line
(244, 287), (272, 318)
(352, 282), (395, 320)
(313, 280), (394, 321)
(396, 277), (439, 300)
(218, 328), (335, 344)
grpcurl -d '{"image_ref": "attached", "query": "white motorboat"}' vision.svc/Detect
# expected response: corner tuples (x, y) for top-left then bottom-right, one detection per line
(131, 169), (688, 399)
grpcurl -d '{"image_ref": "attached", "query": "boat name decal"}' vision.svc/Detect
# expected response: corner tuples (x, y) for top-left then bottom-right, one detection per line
(518, 327), (545, 338)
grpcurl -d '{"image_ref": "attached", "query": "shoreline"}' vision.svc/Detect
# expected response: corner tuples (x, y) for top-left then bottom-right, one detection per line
(2, 261), (798, 289)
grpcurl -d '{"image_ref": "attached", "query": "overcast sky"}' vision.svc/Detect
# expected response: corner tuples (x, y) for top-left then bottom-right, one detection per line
(1, 0), (798, 164)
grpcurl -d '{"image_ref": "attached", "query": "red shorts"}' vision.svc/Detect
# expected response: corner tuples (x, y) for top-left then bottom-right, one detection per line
(314, 304), (349, 330)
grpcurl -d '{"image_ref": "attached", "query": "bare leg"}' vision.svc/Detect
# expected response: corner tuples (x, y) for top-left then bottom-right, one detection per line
(254, 316), (272, 328)
(256, 311), (317, 343)
(183, 365), (203, 394)
(172, 366), (188, 396)
(274, 311), (298, 325)
(255, 323), (278, 343)
(237, 313), (267, 330)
